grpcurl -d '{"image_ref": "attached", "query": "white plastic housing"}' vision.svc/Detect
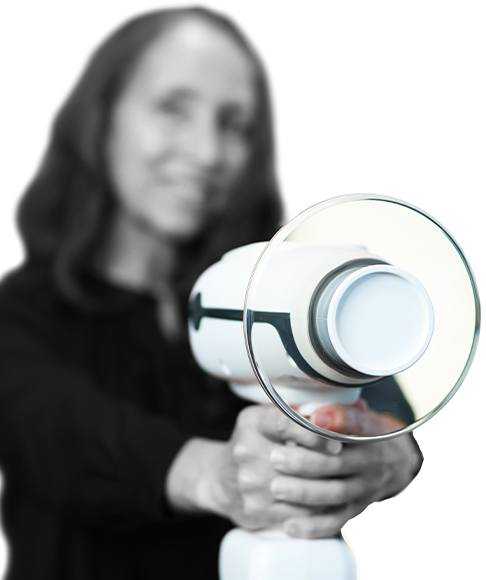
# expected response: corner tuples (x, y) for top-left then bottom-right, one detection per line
(188, 241), (434, 407)
(189, 243), (266, 385)
(219, 529), (356, 580)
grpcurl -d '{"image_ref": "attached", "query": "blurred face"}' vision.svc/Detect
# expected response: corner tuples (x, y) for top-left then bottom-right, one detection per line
(106, 18), (256, 241)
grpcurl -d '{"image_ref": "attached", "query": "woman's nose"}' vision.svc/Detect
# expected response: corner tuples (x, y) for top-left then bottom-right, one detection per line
(182, 114), (222, 169)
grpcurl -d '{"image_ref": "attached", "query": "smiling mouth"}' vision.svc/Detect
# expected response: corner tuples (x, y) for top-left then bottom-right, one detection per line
(161, 183), (206, 205)
(156, 166), (218, 188)
(158, 172), (223, 204)
(151, 185), (208, 217)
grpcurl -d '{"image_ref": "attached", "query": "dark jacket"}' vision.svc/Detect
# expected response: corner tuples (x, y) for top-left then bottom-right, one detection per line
(0, 262), (414, 579)
(0, 262), (246, 579)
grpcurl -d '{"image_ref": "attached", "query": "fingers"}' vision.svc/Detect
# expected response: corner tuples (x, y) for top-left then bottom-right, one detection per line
(256, 405), (342, 454)
(283, 503), (366, 539)
(270, 445), (346, 477)
(235, 470), (314, 530)
(270, 475), (366, 507)
(230, 403), (410, 534)
(236, 463), (271, 491)
(239, 498), (314, 531)
(310, 401), (406, 436)
(270, 440), (387, 478)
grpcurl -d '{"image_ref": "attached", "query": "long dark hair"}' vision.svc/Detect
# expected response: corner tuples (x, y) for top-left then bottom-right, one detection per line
(17, 6), (283, 309)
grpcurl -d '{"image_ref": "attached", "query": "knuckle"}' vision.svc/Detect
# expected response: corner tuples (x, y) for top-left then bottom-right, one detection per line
(325, 439), (343, 455)
(232, 443), (250, 462)
(237, 468), (259, 491)
(239, 506), (263, 530)
(304, 433), (322, 449)
(330, 481), (348, 503)
(236, 407), (252, 428)
(257, 406), (280, 435)
(242, 498), (265, 523)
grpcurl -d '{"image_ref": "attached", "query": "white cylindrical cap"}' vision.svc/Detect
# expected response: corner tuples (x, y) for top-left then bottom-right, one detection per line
(325, 265), (434, 376)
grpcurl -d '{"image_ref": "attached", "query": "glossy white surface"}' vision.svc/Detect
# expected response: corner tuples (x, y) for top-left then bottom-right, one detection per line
(219, 529), (356, 580)
(328, 265), (434, 376)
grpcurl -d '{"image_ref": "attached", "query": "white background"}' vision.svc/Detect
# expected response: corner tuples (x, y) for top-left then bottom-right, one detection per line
(0, 1), (485, 578)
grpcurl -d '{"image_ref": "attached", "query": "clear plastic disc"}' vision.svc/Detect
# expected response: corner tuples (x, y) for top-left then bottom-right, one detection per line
(243, 195), (480, 442)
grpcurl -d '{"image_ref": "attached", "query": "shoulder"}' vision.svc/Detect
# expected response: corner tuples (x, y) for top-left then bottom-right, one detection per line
(0, 262), (72, 348)
(0, 261), (57, 314)
(0, 262), (98, 372)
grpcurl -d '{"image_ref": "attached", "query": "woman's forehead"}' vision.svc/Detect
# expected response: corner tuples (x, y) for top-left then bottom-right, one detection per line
(125, 18), (256, 109)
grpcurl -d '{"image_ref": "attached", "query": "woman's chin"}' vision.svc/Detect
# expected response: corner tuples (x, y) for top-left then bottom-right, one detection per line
(150, 217), (207, 243)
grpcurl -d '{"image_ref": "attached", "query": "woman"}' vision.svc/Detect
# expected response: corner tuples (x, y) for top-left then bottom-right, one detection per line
(0, 7), (422, 579)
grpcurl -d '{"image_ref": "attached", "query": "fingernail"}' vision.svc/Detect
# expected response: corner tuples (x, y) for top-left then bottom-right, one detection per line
(284, 520), (299, 536)
(270, 449), (286, 469)
(312, 411), (332, 428)
(270, 478), (287, 499)
(327, 440), (343, 455)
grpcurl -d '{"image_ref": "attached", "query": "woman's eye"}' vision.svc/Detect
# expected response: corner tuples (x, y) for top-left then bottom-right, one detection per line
(156, 98), (189, 119)
(220, 114), (252, 138)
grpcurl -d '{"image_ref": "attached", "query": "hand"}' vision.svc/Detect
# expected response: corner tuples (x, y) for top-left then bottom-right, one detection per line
(266, 400), (423, 538)
(311, 398), (406, 436)
(165, 404), (340, 530)
(212, 404), (346, 530)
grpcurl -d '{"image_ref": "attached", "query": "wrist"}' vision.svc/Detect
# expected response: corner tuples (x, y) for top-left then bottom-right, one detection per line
(165, 437), (227, 515)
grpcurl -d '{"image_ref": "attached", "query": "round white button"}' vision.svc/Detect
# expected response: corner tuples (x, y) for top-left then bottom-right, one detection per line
(327, 265), (434, 376)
